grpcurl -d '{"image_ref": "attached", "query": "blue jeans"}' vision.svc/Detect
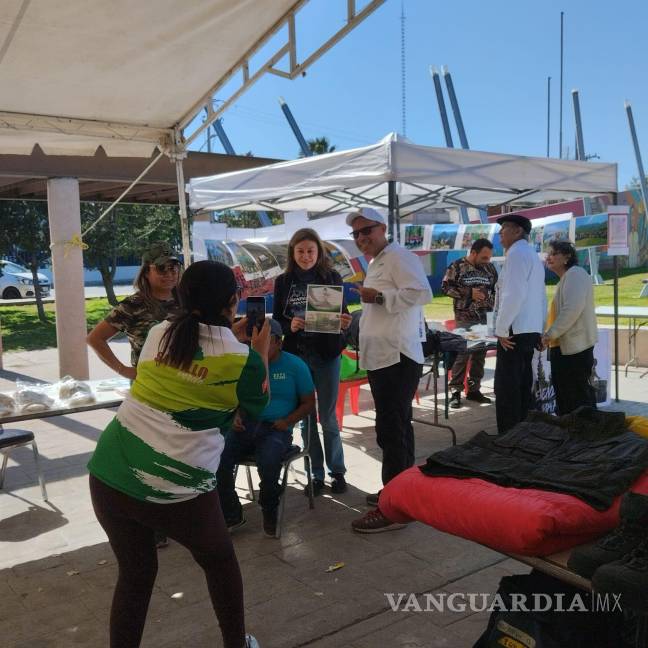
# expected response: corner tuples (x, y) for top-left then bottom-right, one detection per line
(301, 351), (346, 481)
(216, 420), (292, 518)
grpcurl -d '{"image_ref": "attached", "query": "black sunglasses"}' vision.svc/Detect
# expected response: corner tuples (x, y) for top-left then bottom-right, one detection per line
(351, 223), (381, 239)
(153, 262), (180, 275)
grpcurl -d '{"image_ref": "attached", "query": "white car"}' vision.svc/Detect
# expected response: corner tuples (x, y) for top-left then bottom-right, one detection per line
(0, 260), (51, 299)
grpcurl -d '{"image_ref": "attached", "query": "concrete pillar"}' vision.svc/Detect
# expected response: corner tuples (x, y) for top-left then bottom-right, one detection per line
(47, 178), (89, 379)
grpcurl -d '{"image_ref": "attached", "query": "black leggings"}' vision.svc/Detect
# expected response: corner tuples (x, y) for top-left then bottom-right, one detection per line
(89, 475), (245, 648)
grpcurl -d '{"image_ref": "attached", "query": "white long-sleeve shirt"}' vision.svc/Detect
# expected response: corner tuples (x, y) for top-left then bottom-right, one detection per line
(359, 242), (432, 371)
(493, 239), (546, 338)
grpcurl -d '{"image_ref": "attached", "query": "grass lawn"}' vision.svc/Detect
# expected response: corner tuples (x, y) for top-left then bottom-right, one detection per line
(0, 267), (646, 352)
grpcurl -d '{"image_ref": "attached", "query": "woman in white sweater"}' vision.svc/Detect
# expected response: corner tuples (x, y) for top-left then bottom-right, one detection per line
(542, 241), (598, 414)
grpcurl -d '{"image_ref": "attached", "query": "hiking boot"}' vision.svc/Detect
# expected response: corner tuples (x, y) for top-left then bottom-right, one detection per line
(366, 490), (381, 506)
(466, 390), (491, 404)
(592, 537), (648, 611)
(262, 508), (278, 538)
(568, 492), (648, 578)
(449, 391), (462, 409)
(351, 508), (407, 534)
(330, 473), (347, 494)
(304, 478), (325, 497)
(245, 634), (261, 648)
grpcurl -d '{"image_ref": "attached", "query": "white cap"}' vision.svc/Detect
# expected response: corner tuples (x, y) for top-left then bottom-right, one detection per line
(345, 207), (386, 227)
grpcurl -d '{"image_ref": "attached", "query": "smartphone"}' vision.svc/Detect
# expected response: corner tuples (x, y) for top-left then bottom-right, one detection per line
(245, 296), (266, 337)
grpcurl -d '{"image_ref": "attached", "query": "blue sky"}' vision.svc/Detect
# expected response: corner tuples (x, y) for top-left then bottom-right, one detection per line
(188, 0), (647, 189)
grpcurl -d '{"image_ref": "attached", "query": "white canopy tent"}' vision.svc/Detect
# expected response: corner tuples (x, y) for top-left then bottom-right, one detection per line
(0, 0), (384, 378)
(188, 133), (618, 235)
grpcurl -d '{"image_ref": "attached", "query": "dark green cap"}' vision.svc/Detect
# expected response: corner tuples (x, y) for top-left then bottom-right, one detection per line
(142, 241), (179, 266)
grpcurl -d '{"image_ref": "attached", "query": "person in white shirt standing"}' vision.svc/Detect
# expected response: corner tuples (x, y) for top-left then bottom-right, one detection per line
(348, 208), (433, 533)
(493, 213), (546, 435)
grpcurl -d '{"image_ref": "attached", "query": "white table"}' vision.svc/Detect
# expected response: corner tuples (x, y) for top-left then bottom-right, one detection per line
(595, 306), (648, 377)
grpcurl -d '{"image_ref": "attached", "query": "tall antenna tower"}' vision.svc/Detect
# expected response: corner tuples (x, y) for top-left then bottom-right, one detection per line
(400, 1), (406, 135)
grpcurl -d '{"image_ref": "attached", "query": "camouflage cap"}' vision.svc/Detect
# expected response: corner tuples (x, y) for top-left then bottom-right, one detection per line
(142, 241), (179, 266)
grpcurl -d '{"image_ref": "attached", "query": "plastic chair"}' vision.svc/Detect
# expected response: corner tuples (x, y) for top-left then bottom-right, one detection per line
(235, 418), (314, 538)
(0, 426), (48, 501)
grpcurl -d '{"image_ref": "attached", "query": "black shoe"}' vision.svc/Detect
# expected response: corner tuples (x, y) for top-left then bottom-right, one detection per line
(225, 506), (246, 533)
(263, 508), (278, 538)
(366, 490), (381, 506)
(304, 478), (325, 497)
(568, 492), (648, 578)
(592, 538), (648, 611)
(449, 391), (462, 409)
(154, 530), (168, 549)
(330, 474), (347, 494)
(466, 390), (491, 404)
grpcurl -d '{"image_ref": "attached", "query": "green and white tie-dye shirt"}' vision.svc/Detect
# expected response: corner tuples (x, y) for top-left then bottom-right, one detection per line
(88, 321), (268, 503)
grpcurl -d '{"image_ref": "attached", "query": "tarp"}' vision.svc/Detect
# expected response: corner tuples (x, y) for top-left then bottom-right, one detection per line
(188, 133), (618, 214)
(0, 0), (299, 156)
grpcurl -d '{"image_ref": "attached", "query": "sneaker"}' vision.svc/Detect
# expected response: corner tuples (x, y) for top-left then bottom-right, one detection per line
(304, 478), (325, 497)
(592, 538), (648, 611)
(154, 530), (168, 549)
(449, 391), (462, 409)
(226, 509), (247, 533)
(245, 634), (260, 648)
(330, 474), (347, 494)
(351, 508), (407, 534)
(466, 390), (492, 404)
(366, 491), (381, 506)
(568, 492), (648, 579)
(262, 508), (278, 538)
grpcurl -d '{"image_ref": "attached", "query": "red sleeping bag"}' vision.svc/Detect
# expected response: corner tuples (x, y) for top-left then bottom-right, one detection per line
(379, 466), (648, 556)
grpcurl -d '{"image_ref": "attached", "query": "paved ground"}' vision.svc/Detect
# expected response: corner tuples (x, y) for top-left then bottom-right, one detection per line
(1, 348), (647, 647)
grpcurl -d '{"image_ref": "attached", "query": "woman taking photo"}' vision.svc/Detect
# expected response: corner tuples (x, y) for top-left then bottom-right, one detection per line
(542, 240), (598, 415)
(87, 261), (268, 648)
(87, 241), (180, 380)
(273, 229), (351, 495)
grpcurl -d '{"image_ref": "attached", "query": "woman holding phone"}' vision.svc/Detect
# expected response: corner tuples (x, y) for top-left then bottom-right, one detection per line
(88, 261), (268, 648)
(273, 228), (351, 495)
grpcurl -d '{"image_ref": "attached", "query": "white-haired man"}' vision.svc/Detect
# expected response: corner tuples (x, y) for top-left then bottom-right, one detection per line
(348, 208), (432, 533)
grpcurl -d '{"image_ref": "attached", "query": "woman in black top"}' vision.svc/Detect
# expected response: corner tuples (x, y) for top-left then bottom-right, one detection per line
(273, 228), (351, 495)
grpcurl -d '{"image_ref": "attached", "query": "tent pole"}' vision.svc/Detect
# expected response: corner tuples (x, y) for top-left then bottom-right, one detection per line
(175, 159), (192, 267)
(388, 180), (396, 242)
(613, 254), (619, 402)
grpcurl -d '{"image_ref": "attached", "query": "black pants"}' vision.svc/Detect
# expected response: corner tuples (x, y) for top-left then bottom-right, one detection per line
(367, 354), (422, 485)
(549, 346), (596, 416)
(494, 333), (540, 435)
(89, 475), (245, 648)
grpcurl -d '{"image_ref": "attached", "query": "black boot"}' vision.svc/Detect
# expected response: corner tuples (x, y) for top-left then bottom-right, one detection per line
(568, 492), (648, 579)
(449, 391), (461, 409)
(592, 537), (648, 611)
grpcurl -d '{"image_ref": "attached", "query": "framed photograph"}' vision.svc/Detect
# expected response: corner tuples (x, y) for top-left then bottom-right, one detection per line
(305, 284), (344, 334)
(574, 213), (608, 249)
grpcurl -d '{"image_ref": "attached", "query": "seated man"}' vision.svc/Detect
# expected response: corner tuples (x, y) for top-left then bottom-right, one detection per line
(217, 319), (315, 537)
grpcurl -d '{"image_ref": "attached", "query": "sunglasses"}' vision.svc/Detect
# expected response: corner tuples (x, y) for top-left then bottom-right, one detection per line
(152, 262), (180, 275)
(351, 223), (381, 239)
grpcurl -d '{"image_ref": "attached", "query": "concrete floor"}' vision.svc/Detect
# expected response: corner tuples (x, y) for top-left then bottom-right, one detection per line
(1, 348), (647, 647)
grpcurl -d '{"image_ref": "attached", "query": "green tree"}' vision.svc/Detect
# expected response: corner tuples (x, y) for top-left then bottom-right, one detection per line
(215, 209), (283, 228)
(300, 136), (336, 157)
(0, 200), (51, 323)
(81, 202), (183, 306)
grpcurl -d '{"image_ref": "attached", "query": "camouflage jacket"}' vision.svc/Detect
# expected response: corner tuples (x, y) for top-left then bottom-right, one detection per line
(441, 257), (497, 324)
(104, 293), (177, 366)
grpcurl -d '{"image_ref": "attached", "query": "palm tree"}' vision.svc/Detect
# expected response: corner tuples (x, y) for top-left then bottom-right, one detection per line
(299, 136), (336, 157)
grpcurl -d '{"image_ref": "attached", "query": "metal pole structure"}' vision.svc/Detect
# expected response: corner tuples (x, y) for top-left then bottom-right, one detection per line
(572, 89), (585, 160)
(546, 76), (551, 157)
(430, 67), (454, 147)
(172, 130), (192, 268)
(212, 119), (236, 156)
(614, 254), (620, 402)
(559, 11), (564, 158)
(442, 66), (469, 149)
(388, 180), (397, 243)
(278, 97), (312, 157)
(625, 102), (648, 223)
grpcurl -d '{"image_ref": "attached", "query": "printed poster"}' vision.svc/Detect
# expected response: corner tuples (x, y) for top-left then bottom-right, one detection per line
(305, 284), (343, 334)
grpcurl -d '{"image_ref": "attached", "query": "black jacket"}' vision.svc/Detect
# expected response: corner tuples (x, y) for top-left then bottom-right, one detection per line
(420, 408), (648, 510)
(273, 269), (347, 361)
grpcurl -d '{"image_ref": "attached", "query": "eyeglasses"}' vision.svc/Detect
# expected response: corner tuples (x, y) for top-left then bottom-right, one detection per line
(351, 224), (380, 239)
(152, 262), (180, 275)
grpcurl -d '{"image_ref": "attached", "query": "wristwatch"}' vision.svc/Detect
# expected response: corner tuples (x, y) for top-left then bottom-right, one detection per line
(374, 292), (384, 306)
